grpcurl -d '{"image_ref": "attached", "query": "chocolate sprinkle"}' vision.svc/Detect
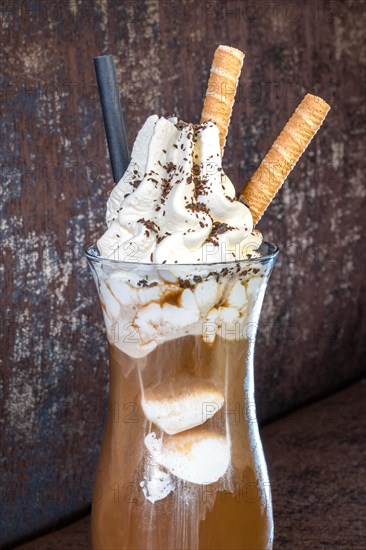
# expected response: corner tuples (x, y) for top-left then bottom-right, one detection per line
(137, 219), (160, 233)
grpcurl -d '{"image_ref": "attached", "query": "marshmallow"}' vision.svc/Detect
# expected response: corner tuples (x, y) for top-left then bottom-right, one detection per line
(193, 278), (221, 313)
(145, 429), (230, 484)
(141, 376), (224, 435)
(226, 279), (247, 310)
(134, 288), (199, 344)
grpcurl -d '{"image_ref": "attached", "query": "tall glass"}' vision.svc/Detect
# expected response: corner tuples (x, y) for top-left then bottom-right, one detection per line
(86, 242), (279, 550)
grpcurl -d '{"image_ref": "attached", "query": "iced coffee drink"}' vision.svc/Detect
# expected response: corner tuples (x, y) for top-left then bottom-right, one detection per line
(88, 46), (329, 549)
(87, 247), (277, 550)
(87, 114), (276, 549)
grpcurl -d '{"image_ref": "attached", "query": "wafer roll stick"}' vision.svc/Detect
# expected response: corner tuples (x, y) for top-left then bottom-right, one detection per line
(241, 94), (330, 225)
(201, 45), (244, 153)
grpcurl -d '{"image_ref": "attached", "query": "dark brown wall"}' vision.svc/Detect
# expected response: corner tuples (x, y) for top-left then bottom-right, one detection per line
(1, 0), (365, 545)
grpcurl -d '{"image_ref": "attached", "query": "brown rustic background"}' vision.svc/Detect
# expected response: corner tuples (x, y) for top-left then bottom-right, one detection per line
(1, 0), (365, 546)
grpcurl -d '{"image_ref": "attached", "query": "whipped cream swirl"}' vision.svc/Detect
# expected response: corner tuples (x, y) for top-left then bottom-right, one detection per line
(97, 115), (261, 263)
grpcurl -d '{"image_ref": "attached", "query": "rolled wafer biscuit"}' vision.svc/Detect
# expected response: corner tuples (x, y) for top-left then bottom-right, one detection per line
(201, 45), (244, 153)
(241, 94), (330, 225)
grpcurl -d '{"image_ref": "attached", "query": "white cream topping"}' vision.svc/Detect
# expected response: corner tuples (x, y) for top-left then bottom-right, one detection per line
(97, 115), (262, 263)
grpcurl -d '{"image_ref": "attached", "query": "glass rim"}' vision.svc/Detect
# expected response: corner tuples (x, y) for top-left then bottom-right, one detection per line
(85, 241), (279, 267)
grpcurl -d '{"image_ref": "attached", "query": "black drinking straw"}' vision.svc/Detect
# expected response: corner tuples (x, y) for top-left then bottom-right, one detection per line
(94, 55), (130, 183)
